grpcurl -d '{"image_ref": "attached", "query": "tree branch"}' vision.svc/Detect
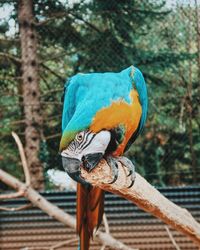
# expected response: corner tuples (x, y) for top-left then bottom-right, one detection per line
(44, 133), (61, 140)
(12, 131), (31, 186)
(40, 88), (63, 97)
(165, 226), (181, 250)
(0, 169), (135, 250)
(49, 238), (78, 250)
(35, 12), (69, 26)
(0, 203), (32, 211)
(35, 11), (101, 33)
(0, 190), (24, 200)
(69, 12), (102, 33)
(0, 52), (21, 64)
(101, 213), (110, 250)
(0, 37), (19, 44)
(0, 76), (22, 81)
(81, 159), (200, 246)
(40, 63), (65, 81)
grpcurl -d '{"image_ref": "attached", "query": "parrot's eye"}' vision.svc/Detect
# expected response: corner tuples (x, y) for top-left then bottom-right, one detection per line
(76, 132), (84, 142)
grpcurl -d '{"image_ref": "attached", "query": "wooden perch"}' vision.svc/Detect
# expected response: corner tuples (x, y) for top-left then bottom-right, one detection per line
(81, 159), (200, 247)
(0, 169), (135, 250)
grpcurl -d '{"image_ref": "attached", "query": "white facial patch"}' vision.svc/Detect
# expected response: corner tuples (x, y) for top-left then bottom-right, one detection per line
(61, 130), (111, 160)
(81, 130), (111, 156)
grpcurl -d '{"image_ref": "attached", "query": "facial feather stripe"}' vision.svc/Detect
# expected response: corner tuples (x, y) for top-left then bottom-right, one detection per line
(78, 130), (92, 149)
(67, 130), (96, 153)
(81, 134), (96, 151)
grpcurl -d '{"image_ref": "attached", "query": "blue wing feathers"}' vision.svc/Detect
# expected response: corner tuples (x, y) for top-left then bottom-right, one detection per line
(62, 66), (148, 141)
(133, 68), (148, 135)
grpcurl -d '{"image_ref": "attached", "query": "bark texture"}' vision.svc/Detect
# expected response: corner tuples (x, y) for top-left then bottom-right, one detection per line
(18, 0), (44, 190)
(81, 159), (200, 247)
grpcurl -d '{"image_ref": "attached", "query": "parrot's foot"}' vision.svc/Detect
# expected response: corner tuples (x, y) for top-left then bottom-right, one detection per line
(105, 156), (135, 188)
(105, 156), (119, 184)
(118, 156), (136, 188)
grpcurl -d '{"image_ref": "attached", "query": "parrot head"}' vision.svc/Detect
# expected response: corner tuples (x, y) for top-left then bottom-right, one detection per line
(60, 130), (111, 185)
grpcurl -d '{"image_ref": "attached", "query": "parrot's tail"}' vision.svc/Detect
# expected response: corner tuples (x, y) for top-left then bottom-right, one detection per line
(76, 183), (104, 250)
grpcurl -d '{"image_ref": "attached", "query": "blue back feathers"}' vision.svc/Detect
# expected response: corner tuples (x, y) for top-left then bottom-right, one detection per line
(61, 66), (148, 149)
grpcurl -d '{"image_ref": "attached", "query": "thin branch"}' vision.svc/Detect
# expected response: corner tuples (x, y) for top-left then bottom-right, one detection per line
(101, 213), (110, 250)
(40, 72), (52, 90)
(44, 114), (62, 121)
(179, 95), (186, 131)
(42, 44), (94, 63)
(0, 131), (30, 207)
(0, 203), (32, 211)
(0, 52), (21, 64)
(44, 133), (61, 140)
(36, 11), (101, 33)
(21, 247), (49, 250)
(41, 101), (62, 105)
(42, 51), (73, 62)
(0, 91), (23, 98)
(40, 88), (63, 97)
(0, 76), (22, 81)
(100, 244), (106, 250)
(0, 189), (24, 200)
(35, 12), (70, 26)
(11, 132), (31, 186)
(165, 226), (181, 250)
(69, 12), (102, 33)
(0, 120), (26, 129)
(49, 238), (78, 250)
(41, 63), (65, 81)
(0, 37), (19, 43)
(10, 119), (26, 125)
(1, 102), (61, 108)
(103, 213), (110, 234)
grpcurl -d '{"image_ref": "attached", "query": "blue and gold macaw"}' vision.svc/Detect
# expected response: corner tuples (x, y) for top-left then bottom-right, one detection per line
(60, 66), (148, 250)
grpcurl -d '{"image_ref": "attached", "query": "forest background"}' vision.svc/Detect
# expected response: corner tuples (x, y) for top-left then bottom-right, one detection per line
(0, 0), (199, 191)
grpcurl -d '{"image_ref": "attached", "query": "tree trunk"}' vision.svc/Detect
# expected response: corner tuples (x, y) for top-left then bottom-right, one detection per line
(18, 0), (44, 190)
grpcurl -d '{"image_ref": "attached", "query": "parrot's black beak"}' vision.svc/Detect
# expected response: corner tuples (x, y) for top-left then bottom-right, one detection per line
(61, 153), (103, 186)
(61, 156), (89, 186)
(82, 153), (103, 172)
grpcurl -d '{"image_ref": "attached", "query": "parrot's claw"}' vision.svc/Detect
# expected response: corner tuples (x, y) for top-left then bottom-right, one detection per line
(105, 156), (119, 184)
(118, 156), (136, 188)
(106, 156), (135, 188)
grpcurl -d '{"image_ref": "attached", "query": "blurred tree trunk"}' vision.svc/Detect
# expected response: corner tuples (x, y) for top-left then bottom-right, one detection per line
(18, 0), (44, 190)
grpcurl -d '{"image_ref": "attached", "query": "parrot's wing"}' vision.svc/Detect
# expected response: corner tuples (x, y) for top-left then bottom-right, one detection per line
(60, 67), (134, 150)
(133, 67), (148, 135)
(125, 68), (148, 151)
(61, 66), (147, 152)
(61, 78), (77, 132)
